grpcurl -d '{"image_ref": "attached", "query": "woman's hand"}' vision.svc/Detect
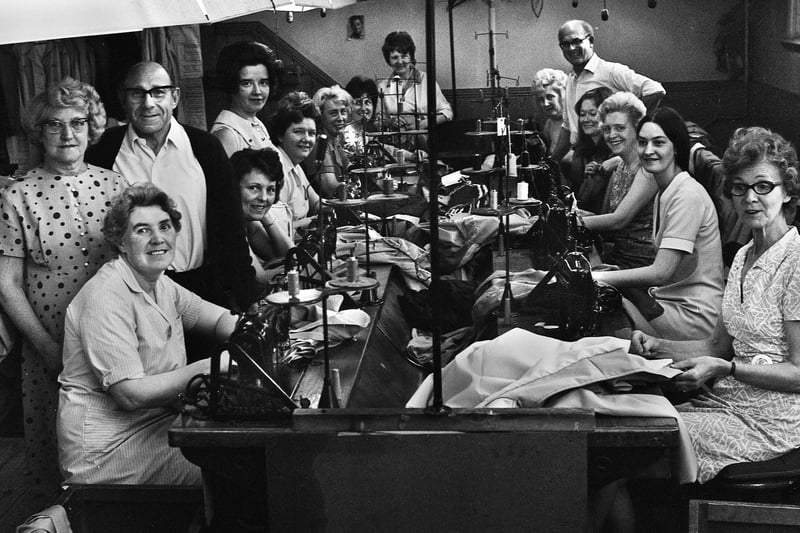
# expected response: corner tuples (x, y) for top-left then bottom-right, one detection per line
(629, 329), (661, 358)
(670, 356), (731, 390)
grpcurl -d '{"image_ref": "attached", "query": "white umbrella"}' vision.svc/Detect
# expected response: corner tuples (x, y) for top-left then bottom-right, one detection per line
(0, 0), (349, 45)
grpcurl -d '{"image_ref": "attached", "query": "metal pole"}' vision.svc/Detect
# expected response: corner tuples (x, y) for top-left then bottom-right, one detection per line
(425, 0), (448, 415)
(448, 0), (458, 119)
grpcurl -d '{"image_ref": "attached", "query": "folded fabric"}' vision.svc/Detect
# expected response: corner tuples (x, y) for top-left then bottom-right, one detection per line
(290, 294), (371, 343)
(406, 328), (697, 483)
(16, 504), (73, 533)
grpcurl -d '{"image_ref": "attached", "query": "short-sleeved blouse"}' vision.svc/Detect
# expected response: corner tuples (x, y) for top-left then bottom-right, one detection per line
(679, 228), (800, 483)
(210, 109), (276, 156)
(58, 257), (203, 484)
(0, 164), (127, 485)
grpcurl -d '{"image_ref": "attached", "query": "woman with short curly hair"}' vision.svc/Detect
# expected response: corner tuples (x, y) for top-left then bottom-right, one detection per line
(0, 76), (127, 487)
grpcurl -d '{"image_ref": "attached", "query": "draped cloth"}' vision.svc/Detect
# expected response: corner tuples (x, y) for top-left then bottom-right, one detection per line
(407, 328), (698, 483)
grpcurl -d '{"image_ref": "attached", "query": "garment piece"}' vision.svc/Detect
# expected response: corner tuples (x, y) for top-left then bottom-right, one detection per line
(680, 227), (800, 483)
(650, 171), (724, 340)
(276, 145), (313, 224)
(58, 258), (202, 485)
(211, 109), (276, 157)
(15, 504), (73, 533)
(602, 163), (655, 269)
(562, 54), (665, 145)
(113, 119), (207, 271)
(0, 165), (127, 486)
(406, 328), (697, 483)
(85, 123), (256, 311)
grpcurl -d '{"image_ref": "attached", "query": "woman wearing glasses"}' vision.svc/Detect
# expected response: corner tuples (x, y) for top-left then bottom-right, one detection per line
(619, 127), (800, 529)
(0, 77), (127, 487)
(593, 107), (724, 341)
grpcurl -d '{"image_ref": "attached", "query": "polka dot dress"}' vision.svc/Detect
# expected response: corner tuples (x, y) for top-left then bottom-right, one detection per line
(0, 164), (127, 486)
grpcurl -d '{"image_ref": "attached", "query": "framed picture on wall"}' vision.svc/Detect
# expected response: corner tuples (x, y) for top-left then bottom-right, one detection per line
(348, 15), (364, 40)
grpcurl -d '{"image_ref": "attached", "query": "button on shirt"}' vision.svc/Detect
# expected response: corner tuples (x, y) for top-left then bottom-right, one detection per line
(562, 54), (665, 145)
(113, 118), (207, 271)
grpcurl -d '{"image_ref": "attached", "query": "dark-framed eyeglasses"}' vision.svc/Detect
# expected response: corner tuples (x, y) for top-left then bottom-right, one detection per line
(559, 35), (590, 49)
(728, 181), (782, 196)
(41, 117), (89, 134)
(124, 86), (177, 103)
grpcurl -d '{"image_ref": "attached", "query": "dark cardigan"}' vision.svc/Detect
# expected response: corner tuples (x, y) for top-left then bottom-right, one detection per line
(86, 124), (257, 311)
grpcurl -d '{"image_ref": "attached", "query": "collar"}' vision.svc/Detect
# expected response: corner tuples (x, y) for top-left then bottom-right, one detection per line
(577, 53), (601, 76)
(125, 117), (187, 152)
(740, 227), (799, 277)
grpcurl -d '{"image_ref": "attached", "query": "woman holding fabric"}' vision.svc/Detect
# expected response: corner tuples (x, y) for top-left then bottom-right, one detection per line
(231, 148), (293, 287)
(0, 77), (127, 486)
(593, 107), (724, 340)
(58, 184), (237, 484)
(580, 92), (657, 269)
(211, 41), (280, 157)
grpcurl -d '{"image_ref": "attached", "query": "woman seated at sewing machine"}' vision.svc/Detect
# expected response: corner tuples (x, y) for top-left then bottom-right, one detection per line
(268, 91), (321, 238)
(57, 183), (237, 484)
(301, 85), (352, 198)
(231, 148), (293, 288)
(592, 107), (724, 341)
(579, 92), (657, 269)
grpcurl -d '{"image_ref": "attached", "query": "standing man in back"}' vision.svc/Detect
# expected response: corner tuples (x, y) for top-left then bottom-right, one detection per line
(551, 19), (665, 162)
(86, 61), (256, 312)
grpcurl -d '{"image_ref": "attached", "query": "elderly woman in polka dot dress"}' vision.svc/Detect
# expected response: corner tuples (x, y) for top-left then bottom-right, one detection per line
(0, 77), (127, 487)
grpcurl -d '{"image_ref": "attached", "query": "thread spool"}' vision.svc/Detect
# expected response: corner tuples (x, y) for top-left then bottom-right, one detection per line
(382, 177), (394, 195)
(287, 269), (300, 297)
(489, 190), (498, 210)
(346, 255), (359, 282)
(337, 182), (347, 201)
(475, 119), (482, 133)
(473, 153), (482, 171)
(517, 181), (529, 200)
(397, 150), (405, 166)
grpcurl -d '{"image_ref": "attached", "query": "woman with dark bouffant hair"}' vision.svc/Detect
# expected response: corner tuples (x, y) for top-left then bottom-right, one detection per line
(594, 107), (724, 341)
(211, 41), (281, 156)
(0, 76), (127, 487)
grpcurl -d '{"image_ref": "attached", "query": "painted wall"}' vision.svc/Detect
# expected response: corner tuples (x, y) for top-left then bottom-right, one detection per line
(750, 0), (800, 94)
(239, 0), (737, 91)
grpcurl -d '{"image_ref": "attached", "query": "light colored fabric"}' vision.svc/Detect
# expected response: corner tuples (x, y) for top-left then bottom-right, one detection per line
(0, 165), (126, 486)
(276, 145), (313, 223)
(680, 227), (800, 483)
(211, 109), (275, 156)
(15, 504), (72, 533)
(58, 258), (203, 485)
(406, 328), (697, 482)
(562, 54), (665, 145)
(113, 119), (207, 271)
(650, 171), (724, 340)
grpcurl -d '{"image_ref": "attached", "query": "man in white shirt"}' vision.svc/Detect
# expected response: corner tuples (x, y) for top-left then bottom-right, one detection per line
(551, 20), (665, 162)
(86, 62), (256, 312)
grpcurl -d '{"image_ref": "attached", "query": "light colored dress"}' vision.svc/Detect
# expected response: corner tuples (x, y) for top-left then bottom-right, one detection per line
(0, 165), (127, 486)
(650, 171), (724, 340)
(58, 257), (203, 485)
(679, 228), (800, 483)
(602, 162), (655, 269)
(210, 109), (275, 157)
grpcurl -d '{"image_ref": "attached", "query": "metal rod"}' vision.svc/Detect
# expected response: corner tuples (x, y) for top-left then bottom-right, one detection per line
(448, 0), (458, 119)
(425, 0), (447, 414)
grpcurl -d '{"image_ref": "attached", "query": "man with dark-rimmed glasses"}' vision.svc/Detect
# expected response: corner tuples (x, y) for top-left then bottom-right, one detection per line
(551, 19), (666, 162)
(86, 61), (256, 319)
